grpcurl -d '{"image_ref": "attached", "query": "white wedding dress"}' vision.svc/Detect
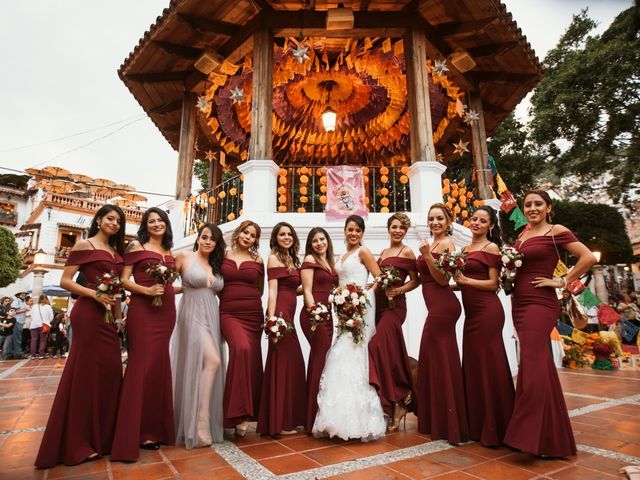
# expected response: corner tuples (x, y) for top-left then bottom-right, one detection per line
(312, 248), (386, 441)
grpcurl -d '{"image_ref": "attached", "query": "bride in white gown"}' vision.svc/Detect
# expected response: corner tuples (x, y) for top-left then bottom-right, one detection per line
(313, 215), (387, 441)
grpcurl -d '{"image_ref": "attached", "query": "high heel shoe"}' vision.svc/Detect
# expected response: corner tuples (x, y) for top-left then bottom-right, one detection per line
(387, 392), (412, 433)
(235, 421), (249, 437)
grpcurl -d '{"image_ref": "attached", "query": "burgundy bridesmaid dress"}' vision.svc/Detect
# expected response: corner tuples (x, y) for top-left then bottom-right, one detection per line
(219, 258), (264, 428)
(257, 267), (306, 435)
(504, 230), (578, 457)
(36, 250), (123, 468)
(368, 255), (416, 417)
(299, 262), (338, 432)
(416, 253), (469, 444)
(459, 250), (514, 447)
(111, 250), (176, 461)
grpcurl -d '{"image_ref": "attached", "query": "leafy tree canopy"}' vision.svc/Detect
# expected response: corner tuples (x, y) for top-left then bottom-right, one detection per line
(0, 227), (21, 288)
(530, 6), (640, 204)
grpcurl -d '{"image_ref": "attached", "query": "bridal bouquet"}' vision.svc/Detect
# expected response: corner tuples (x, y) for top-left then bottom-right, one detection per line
(435, 250), (466, 279)
(499, 245), (523, 295)
(375, 265), (401, 309)
(263, 314), (292, 345)
(145, 262), (178, 307)
(96, 271), (124, 324)
(307, 302), (331, 335)
(329, 284), (368, 344)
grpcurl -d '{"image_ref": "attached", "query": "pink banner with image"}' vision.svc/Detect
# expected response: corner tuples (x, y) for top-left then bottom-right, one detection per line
(325, 166), (368, 221)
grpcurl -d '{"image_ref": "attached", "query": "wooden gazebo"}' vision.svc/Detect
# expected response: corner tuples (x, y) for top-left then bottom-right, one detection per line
(120, 0), (542, 225)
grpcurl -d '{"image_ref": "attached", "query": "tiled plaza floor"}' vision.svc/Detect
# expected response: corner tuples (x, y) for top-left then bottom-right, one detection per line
(1, 358), (639, 479)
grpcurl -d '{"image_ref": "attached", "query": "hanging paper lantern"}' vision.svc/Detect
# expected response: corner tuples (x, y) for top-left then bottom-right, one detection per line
(240, 193), (244, 201)
(443, 178), (450, 186)
(320, 176), (327, 185)
(239, 209), (243, 216)
(451, 190), (459, 198)
(463, 220), (471, 228)
(279, 176), (287, 185)
(363, 167), (370, 175)
(279, 168), (287, 176)
(277, 186), (286, 195)
(399, 175), (409, 184)
(218, 191), (226, 199)
(461, 210), (469, 218)
(240, 175), (244, 181)
(380, 187), (389, 196)
(380, 166), (389, 175)
(201, 193), (209, 202)
(299, 175), (309, 184)
(278, 205), (287, 212)
(380, 207), (390, 213)
(365, 196), (370, 205)
(400, 166), (409, 175)
(320, 185), (327, 193)
(453, 205), (461, 214)
(380, 175), (389, 184)
(297, 207), (306, 213)
(209, 197), (216, 204)
(299, 186), (308, 195)
(278, 195), (287, 204)
(227, 212), (236, 221)
(229, 187), (237, 196)
(319, 195), (327, 204)
(300, 196), (309, 203)
(380, 197), (390, 207)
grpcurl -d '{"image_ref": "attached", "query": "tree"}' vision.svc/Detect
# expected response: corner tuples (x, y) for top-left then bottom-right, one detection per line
(530, 6), (640, 205)
(0, 227), (21, 288)
(487, 112), (547, 197)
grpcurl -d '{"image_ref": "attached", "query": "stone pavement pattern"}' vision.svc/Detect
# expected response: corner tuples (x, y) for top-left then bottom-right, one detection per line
(1, 358), (639, 479)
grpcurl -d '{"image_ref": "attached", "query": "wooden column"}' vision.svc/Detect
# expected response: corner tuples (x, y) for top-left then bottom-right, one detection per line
(404, 29), (436, 163)
(175, 91), (197, 200)
(249, 25), (274, 161)
(469, 92), (492, 199)
(207, 150), (224, 190)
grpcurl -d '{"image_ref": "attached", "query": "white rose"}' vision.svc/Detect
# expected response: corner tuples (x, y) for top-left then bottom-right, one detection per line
(157, 265), (167, 274)
(350, 292), (359, 300)
(335, 296), (345, 305)
(352, 298), (360, 305)
(270, 325), (278, 333)
(97, 284), (109, 292)
(514, 259), (522, 268)
(345, 319), (354, 327)
(501, 255), (509, 264)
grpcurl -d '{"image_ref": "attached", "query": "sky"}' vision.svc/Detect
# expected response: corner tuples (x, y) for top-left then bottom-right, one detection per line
(0, 0), (632, 206)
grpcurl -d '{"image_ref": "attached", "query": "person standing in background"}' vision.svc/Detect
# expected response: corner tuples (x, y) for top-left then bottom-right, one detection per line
(11, 292), (28, 359)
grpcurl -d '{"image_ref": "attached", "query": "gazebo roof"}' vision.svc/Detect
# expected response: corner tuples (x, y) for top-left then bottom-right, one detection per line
(119, 0), (542, 165)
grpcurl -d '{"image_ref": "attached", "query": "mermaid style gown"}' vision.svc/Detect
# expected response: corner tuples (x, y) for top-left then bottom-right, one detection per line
(312, 248), (386, 441)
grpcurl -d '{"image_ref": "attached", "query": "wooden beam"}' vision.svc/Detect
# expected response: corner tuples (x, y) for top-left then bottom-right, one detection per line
(404, 29), (436, 164)
(176, 92), (197, 200)
(152, 41), (202, 60)
(249, 26), (274, 161)
(468, 41), (519, 58)
(219, 14), (262, 62)
(176, 13), (238, 36)
(150, 99), (183, 114)
(468, 93), (492, 199)
(436, 17), (500, 38)
(185, 71), (207, 93)
(470, 71), (539, 83)
(482, 101), (510, 115)
(125, 71), (191, 84)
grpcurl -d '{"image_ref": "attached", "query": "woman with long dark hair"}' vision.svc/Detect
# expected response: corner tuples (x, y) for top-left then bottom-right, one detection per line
(219, 220), (264, 436)
(171, 223), (226, 448)
(416, 203), (469, 444)
(369, 213), (419, 432)
(504, 190), (595, 457)
(112, 207), (177, 461)
(256, 222), (306, 435)
(36, 205), (125, 467)
(454, 206), (514, 447)
(299, 227), (338, 432)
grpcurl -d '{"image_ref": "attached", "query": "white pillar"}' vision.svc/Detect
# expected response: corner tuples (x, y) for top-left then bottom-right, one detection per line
(159, 199), (188, 241)
(593, 265), (609, 305)
(408, 161), (446, 216)
(483, 198), (503, 223)
(237, 160), (279, 215)
(32, 270), (46, 299)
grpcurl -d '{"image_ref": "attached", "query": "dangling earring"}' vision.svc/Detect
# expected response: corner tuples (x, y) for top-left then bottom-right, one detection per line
(547, 212), (552, 223)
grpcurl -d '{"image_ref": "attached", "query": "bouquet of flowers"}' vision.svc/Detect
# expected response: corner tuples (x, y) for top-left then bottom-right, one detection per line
(96, 271), (124, 323)
(145, 262), (178, 307)
(435, 250), (466, 279)
(499, 245), (524, 295)
(307, 302), (331, 335)
(375, 265), (401, 309)
(329, 284), (368, 344)
(263, 314), (292, 345)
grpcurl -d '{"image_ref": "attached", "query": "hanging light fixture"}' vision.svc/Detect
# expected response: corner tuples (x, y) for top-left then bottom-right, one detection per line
(322, 108), (337, 132)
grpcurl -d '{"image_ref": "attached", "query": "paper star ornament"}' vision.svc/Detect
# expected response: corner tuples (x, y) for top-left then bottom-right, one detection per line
(196, 96), (211, 112)
(463, 110), (480, 125)
(230, 87), (245, 104)
(205, 150), (216, 162)
(433, 59), (449, 76)
(453, 139), (470, 156)
(292, 45), (310, 64)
